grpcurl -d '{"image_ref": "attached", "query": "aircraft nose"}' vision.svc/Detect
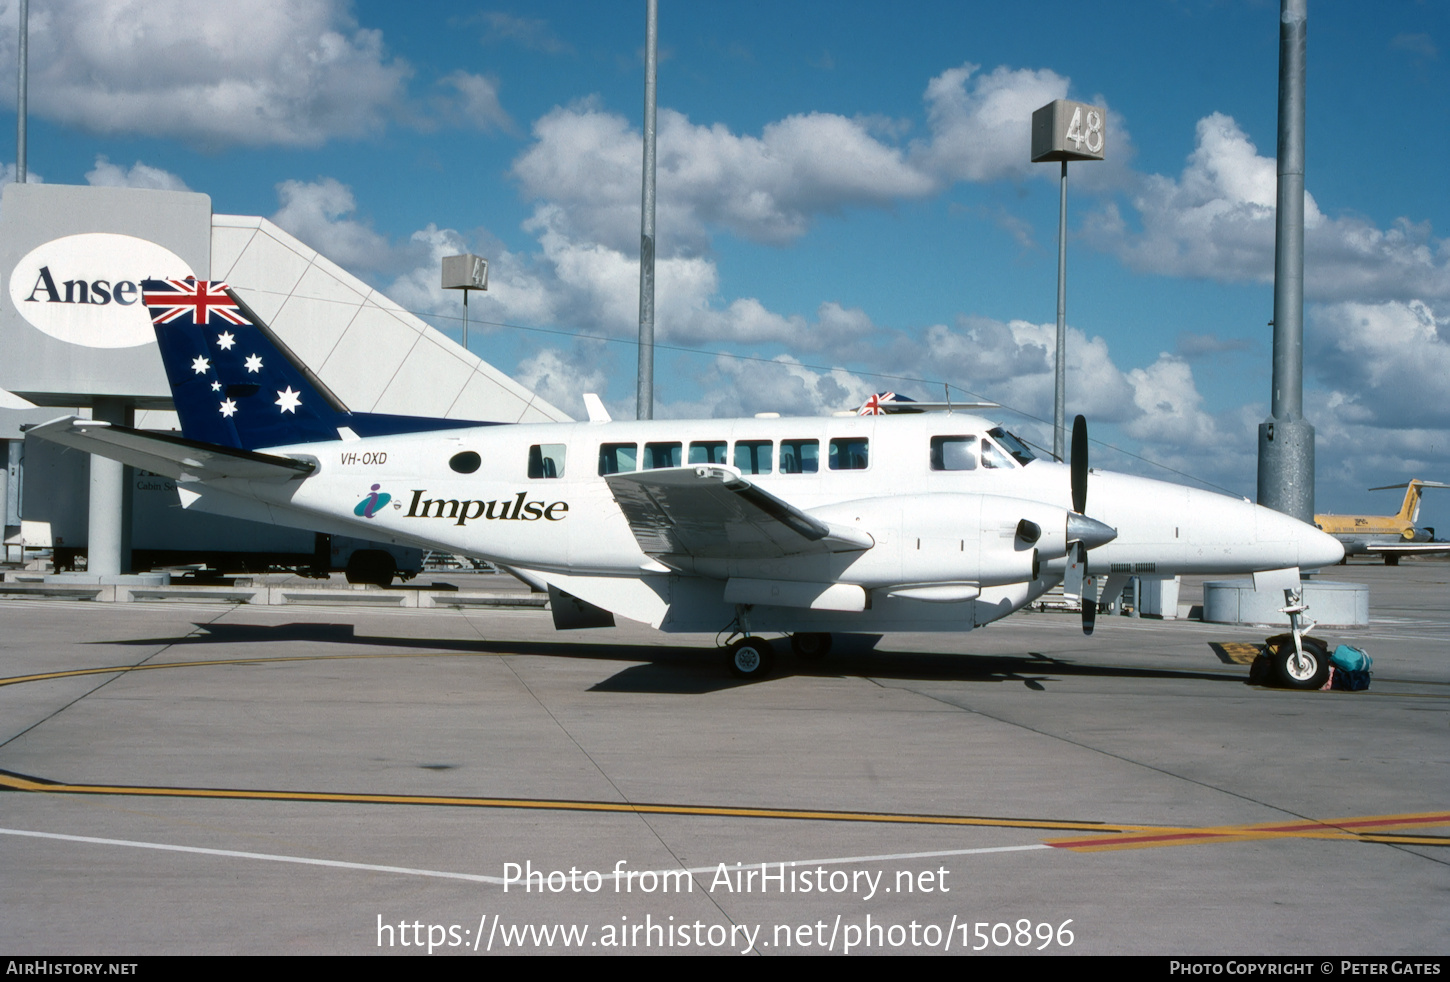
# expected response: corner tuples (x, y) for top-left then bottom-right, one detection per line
(1255, 504), (1344, 569)
(1300, 522), (1345, 569)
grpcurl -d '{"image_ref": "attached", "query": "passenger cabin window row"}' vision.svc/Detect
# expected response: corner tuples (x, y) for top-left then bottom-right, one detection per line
(597, 438), (868, 476)
(500, 428), (1032, 479)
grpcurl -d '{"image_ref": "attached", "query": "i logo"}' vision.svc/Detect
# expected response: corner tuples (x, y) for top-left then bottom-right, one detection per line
(355, 484), (391, 519)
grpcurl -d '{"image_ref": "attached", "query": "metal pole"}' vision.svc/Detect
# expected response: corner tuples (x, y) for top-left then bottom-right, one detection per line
(16, 0), (26, 184)
(462, 290), (468, 353)
(1257, 0), (1314, 522)
(636, 0), (658, 420)
(1053, 160), (1067, 462)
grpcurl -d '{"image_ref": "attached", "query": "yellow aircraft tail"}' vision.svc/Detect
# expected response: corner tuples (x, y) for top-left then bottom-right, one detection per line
(1368, 480), (1450, 528)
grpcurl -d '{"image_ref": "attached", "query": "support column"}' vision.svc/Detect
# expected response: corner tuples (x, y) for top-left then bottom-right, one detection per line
(86, 397), (130, 575)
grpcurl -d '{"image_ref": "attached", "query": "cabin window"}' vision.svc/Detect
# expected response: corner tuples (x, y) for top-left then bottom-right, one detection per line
(689, 441), (727, 464)
(644, 441), (682, 469)
(734, 440), (773, 475)
(829, 437), (869, 471)
(449, 451), (481, 474)
(779, 439), (819, 474)
(528, 444), (566, 479)
(930, 436), (977, 471)
(598, 443), (638, 475)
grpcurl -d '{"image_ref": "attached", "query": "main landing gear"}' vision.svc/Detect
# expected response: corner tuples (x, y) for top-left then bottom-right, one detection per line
(721, 631), (834, 680)
(789, 632), (833, 660)
(726, 636), (775, 679)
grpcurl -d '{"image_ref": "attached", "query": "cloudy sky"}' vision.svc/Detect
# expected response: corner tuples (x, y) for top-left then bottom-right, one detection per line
(2, 0), (1446, 522)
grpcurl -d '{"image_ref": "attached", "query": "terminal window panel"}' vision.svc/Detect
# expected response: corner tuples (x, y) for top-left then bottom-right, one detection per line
(829, 437), (869, 471)
(689, 441), (727, 464)
(734, 440), (773, 475)
(528, 444), (567, 479)
(930, 435), (977, 471)
(644, 442), (682, 469)
(779, 439), (819, 474)
(598, 443), (638, 475)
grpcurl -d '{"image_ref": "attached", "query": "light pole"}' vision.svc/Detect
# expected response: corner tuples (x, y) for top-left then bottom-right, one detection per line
(1031, 99), (1106, 461)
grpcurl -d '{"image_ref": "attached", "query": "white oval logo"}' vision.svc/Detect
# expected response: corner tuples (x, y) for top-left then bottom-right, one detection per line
(9, 233), (195, 348)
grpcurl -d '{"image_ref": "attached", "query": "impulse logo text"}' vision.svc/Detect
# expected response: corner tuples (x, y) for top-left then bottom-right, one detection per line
(405, 489), (568, 526)
(355, 484), (392, 519)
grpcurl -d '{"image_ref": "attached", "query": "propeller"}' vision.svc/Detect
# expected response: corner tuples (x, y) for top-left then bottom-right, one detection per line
(1063, 414), (1112, 635)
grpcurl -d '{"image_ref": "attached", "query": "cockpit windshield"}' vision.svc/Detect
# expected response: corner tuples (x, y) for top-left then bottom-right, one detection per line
(987, 427), (1036, 466)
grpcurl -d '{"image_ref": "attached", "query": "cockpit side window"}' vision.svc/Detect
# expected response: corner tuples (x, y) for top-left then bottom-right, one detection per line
(987, 427), (1036, 465)
(980, 438), (1012, 469)
(930, 435), (977, 471)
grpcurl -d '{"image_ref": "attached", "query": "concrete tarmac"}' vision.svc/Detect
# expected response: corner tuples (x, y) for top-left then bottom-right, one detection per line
(2, 560), (1446, 956)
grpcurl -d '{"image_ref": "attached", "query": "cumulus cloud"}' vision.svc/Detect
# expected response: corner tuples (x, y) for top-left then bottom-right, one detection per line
(475, 11), (572, 54)
(432, 70), (513, 132)
(514, 343), (614, 419)
(1308, 299), (1450, 429)
(512, 102), (936, 252)
(658, 354), (880, 420)
(85, 156), (190, 191)
(270, 178), (396, 271)
(911, 63), (1070, 183)
(0, 0), (411, 148)
(1087, 112), (1450, 302)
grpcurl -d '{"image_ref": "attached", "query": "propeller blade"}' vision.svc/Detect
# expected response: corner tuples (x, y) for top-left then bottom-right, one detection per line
(1071, 414), (1088, 514)
(1081, 550), (1098, 635)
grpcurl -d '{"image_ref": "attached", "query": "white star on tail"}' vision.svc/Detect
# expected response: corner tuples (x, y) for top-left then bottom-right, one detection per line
(275, 386), (302, 414)
(219, 399), (237, 418)
(216, 331), (236, 350)
(244, 354), (263, 373)
(211, 381), (222, 392)
(191, 356), (210, 375)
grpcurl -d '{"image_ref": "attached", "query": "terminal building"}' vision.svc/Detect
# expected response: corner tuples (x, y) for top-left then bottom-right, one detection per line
(0, 182), (568, 581)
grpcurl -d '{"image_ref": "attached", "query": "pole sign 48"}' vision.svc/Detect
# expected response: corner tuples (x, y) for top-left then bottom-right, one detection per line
(1030, 100), (1107, 163)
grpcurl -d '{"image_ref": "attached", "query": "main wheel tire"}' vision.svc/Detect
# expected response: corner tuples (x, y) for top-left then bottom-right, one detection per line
(790, 632), (832, 660)
(1270, 637), (1330, 690)
(726, 637), (775, 680)
(344, 549), (396, 587)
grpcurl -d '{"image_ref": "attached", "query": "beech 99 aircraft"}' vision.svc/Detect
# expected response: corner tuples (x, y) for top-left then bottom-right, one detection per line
(31, 279), (1344, 681)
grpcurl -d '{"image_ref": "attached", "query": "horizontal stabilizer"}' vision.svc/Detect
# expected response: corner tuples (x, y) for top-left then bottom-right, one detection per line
(606, 465), (873, 560)
(26, 416), (314, 484)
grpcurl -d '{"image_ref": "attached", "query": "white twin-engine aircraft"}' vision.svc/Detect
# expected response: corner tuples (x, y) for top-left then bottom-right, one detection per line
(31, 279), (1344, 680)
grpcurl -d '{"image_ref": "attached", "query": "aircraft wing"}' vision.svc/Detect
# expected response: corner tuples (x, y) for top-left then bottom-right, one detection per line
(1364, 542), (1450, 555)
(26, 416), (315, 484)
(605, 465), (873, 560)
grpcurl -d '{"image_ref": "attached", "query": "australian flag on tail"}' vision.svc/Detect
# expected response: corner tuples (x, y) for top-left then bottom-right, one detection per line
(145, 278), (483, 451)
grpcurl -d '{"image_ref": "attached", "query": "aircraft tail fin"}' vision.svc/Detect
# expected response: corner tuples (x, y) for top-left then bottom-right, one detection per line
(1369, 479), (1450, 526)
(144, 278), (485, 450)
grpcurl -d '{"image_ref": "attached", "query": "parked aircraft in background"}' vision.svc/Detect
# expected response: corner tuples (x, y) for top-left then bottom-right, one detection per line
(1315, 480), (1450, 564)
(30, 278), (1345, 686)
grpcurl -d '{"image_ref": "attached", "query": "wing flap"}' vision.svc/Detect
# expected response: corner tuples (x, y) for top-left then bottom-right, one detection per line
(27, 416), (314, 484)
(605, 465), (872, 560)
